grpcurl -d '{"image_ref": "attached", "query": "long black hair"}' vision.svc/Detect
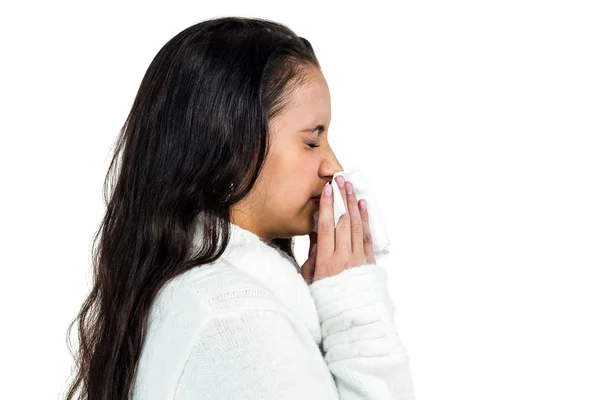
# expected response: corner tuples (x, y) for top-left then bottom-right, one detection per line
(64, 16), (321, 399)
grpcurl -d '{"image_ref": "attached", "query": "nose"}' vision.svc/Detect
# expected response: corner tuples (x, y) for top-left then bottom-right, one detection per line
(320, 145), (344, 182)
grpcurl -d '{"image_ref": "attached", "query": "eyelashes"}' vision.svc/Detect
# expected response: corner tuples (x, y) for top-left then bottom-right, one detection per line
(307, 141), (320, 148)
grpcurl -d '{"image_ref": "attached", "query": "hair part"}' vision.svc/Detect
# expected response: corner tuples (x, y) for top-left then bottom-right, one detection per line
(64, 16), (320, 400)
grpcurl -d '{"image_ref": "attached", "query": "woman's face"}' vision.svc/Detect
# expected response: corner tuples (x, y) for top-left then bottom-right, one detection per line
(231, 66), (343, 241)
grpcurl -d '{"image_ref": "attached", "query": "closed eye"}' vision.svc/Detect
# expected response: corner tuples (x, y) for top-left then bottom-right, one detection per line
(307, 141), (320, 148)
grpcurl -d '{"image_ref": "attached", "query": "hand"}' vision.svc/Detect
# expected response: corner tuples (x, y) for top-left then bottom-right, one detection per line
(300, 176), (376, 285)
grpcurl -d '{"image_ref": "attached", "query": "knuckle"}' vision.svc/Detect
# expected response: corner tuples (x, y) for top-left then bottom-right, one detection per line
(319, 222), (334, 235)
(331, 253), (351, 270)
(351, 221), (362, 235)
(363, 232), (373, 245)
(338, 213), (350, 225)
(337, 255), (353, 271)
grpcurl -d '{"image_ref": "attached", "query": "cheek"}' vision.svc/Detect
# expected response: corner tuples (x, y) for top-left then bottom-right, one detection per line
(264, 152), (318, 204)
(269, 177), (312, 210)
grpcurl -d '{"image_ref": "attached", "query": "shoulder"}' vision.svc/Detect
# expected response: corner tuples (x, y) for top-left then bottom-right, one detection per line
(139, 261), (293, 373)
(153, 260), (287, 324)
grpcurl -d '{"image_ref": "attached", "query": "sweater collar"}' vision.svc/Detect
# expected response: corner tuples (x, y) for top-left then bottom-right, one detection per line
(191, 213), (322, 345)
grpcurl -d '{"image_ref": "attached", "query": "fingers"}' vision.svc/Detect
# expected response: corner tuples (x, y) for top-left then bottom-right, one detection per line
(343, 180), (364, 257)
(301, 256), (316, 284)
(334, 175), (352, 254)
(359, 199), (376, 264)
(317, 176), (374, 272)
(317, 183), (335, 258)
(301, 232), (318, 284)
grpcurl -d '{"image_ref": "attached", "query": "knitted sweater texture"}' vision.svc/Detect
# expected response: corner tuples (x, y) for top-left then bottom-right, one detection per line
(132, 217), (415, 399)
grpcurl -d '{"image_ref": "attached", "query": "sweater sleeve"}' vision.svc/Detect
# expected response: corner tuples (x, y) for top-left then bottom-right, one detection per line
(173, 307), (341, 400)
(308, 264), (415, 400)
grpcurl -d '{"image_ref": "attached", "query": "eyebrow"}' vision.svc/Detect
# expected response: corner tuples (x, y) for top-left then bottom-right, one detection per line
(300, 124), (326, 134)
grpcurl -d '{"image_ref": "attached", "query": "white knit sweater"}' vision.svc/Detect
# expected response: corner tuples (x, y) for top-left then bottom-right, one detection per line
(132, 216), (415, 399)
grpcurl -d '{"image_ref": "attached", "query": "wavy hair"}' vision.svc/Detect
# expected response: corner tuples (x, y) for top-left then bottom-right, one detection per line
(64, 16), (320, 400)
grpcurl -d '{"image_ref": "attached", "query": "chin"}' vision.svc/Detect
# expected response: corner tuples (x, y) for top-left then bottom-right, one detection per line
(297, 211), (318, 236)
(279, 216), (313, 239)
(275, 206), (317, 238)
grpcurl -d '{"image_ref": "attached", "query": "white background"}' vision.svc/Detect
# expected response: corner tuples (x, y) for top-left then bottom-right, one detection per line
(1, 1), (598, 399)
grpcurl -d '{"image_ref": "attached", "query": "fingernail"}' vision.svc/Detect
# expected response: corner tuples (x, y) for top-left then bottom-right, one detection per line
(324, 184), (332, 196)
(335, 176), (345, 187)
(359, 199), (367, 212)
(345, 181), (353, 195)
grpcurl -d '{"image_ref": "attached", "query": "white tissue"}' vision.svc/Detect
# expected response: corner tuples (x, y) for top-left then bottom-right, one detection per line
(312, 168), (390, 261)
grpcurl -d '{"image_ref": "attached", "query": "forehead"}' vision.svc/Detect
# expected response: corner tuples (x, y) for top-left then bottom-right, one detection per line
(276, 68), (331, 127)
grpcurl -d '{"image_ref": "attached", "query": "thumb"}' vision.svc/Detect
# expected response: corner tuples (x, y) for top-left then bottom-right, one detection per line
(301, 233), (318, 284)
(309, 231), (318, 248)
(309, 242), (317, 258)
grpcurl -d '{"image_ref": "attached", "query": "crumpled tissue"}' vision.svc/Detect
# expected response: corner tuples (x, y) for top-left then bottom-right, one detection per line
(312, 168), (390, 261)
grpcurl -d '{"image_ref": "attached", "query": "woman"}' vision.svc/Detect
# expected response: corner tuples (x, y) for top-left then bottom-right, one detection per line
(65, 16), (415, 399)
